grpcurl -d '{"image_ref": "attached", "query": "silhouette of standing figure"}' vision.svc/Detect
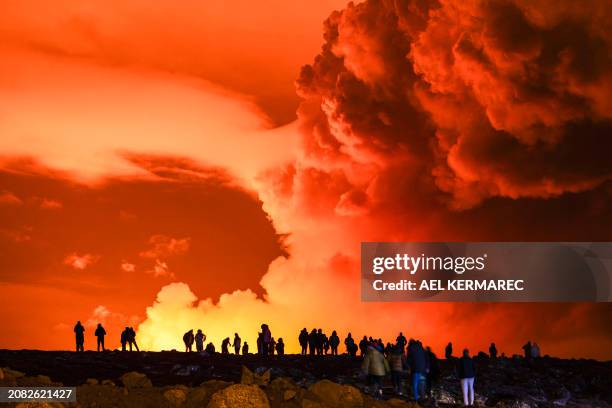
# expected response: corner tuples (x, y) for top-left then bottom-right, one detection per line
(329, 330), (340, 355)
(74, 321), (85, 352)
(233, 333), (241, 355)
(128, 327), (139, 351)
(299, 328), (308, 355)
(308, 329), (317, 355)
(183, 330), (195, 352)
(445, 342), (453, 359)
(522, 341), (532, 359)
(489, 342), (497, 359)
(269, 337), (276, 355)
(120, 327), (129, 351)
(195, 329), (206, 352)
(221, 337), (231, 354)
(242, 342), (249, 355)
(276, 338), (285, 356)
(261, 324), (272, 356)
(95, 323), (106, 352)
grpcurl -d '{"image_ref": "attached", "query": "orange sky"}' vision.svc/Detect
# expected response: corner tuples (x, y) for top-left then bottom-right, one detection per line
(0, 0), (611, 360)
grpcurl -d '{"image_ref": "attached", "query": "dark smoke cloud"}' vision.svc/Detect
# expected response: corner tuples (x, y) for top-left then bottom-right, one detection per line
(295, 0), (612, 210)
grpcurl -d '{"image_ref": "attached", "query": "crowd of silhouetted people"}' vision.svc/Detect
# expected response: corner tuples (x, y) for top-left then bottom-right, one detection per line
(73, 320), (543, 404)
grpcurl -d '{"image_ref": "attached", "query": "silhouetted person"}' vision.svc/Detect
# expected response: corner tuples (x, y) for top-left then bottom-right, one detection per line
(308, 329), (317, 355)
(120, 327), (128, 351)
(74, 321), (85, 352)
(242, 342), (249, 355)
(221, 337), (231, 354)
(489, 342), (497, 359)
(257, 332), (263, 355)
(195, 329), (206, 352)
(183, 329), (195, 352)
(407, 340), (427, 402)
(362, 341), (389, 398)
(323, 332), (330, 355)
(299, 328), (309, 355)
(94, 323), (106, 352)
(261, 324), (272, 356)
(276, 338), (285, 356)
(269, 337), (276, 355)
(531, 342), (540, 358)
(344, 333), (357, 357)
(233, 333), (241, 355)
(445, 342), (453, 359)
(425, 346), (439, 398)
(389, 344), (406, 395)
(359, 336), (369, 357)
(457, 349), (476, 406)
(396, 332), (407, 352)
(385, 342), (393, 356)
(316, 329), (324, 355)
(522, 341), (532, 359)
(205, 342), (215, 354)
(127, 327), (139, 351)
(329, 330), (340, 355)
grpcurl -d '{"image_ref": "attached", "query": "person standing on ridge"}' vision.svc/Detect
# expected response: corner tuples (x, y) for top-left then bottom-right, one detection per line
(362, 341), (390, 398)
(308, 329), (317, 355)
(489, 342), (497, 359)
(445, 342), (453, 360)
(221, 337), (231, 354)
(299, 328), (309, 355)
(329, 330), (340, 355)
(94, 323), (106, 352)
(195, 329), (206, 352)
(232, 333), (241, 355)
(457, 348), (476, 406)
(74, 321), (85, 352)
(261, 324), (272, 356)
(183, 329), (195, 352)
(276, 338), (285, 356)
(396, 332), (407, 352)
(128, 327), (139, 351)
(359, 336), (369, 357)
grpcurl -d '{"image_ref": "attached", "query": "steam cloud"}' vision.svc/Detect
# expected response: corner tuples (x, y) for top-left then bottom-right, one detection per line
(137, 0), (612, 358)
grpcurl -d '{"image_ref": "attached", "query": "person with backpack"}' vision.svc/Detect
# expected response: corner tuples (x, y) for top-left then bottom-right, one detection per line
(362, 341), (390, 398)
(183, 329), (195, 352)
(388, 344), (406, 395)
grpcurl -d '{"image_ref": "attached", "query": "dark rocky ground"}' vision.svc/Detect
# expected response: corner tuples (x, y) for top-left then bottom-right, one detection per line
(0, 350), (610, 407)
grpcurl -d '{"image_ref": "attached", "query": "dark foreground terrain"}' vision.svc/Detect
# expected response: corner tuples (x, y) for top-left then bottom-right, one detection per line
(0, 350), (610, 407)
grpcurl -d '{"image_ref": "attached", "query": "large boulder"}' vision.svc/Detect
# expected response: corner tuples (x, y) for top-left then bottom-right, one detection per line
(207, 384), (270, 408)
(2, 367), (25, 380)
(241, 366), (271, 386)
(164, 387), (188, 406)
(120, 371), (152, 389)
(308, 380), (363, 408)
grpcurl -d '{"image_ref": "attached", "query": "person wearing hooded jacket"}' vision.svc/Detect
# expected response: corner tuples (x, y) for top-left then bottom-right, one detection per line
(457, 348), (476, 406)
(407, 340), (429, 402)
(362, 342), (390, 398)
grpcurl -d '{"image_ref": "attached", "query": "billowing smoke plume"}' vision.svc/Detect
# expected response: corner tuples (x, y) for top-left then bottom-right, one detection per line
(137, 0), (612, 359)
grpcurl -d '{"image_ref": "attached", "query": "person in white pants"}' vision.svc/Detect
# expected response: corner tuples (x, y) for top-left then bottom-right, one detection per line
(457, 348), (476, 406)
(461, 376), (475, 406)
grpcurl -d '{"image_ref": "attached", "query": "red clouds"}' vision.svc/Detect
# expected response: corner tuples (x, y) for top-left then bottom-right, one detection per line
(296, 0), (612, 211)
